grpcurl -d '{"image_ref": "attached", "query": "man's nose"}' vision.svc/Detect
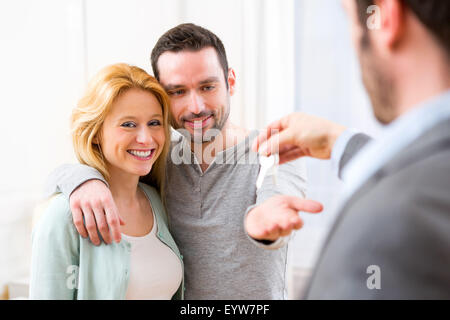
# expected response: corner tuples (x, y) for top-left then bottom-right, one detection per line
(187, 92), (206, 115)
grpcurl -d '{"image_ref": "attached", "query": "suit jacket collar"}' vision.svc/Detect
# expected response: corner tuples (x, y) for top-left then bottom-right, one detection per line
(340, 118), (450, 222)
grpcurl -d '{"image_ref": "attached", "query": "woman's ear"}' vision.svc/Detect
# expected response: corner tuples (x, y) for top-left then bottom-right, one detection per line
(92, 135), (99, 145)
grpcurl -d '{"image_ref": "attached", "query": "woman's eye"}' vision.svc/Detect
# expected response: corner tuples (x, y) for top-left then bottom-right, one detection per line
(121, 122), (136, 128)
(148, 120), (161, 126)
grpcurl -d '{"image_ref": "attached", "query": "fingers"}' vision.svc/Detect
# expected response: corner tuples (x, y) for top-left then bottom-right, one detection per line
(259, 212), (304, 240)
(280, 149), (306, 165)
(276, 213), (304, 237)
(285, 196), (323, 213)
(104, 199), (124, 243)
(278, 145), (307, 165)
(255, 224), (283, 241)
(245, 208), (281, 241)
(251, 118), (285, 153)
(246, 194), (324, 243)
(256, 197), (322, 240)
(71, 205), (88, 239)
(82, 206), (101, 246)
(68, 180), (124, 245)
(92, 204), (112, 245)
(290, 215), (304, 230)
(258, 129), (295, 157)
(73, 196), (123, 245)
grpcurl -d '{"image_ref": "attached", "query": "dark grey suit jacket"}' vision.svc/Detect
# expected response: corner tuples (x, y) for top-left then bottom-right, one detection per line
(306, 118), (450, 299)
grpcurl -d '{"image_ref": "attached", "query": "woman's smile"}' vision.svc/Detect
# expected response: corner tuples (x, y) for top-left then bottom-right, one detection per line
(127, 148), (156, 161)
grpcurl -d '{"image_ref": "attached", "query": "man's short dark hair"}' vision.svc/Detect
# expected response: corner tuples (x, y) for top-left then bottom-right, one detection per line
(151, 23), (229, 86)
(355, 0), (450, 58)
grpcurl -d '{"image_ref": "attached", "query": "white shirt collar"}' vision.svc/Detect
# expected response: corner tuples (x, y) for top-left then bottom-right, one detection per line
(342, 89), (450, 201)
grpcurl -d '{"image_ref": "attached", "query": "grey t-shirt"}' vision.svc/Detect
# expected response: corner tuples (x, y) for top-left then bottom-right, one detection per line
(47, 130), (307, 299)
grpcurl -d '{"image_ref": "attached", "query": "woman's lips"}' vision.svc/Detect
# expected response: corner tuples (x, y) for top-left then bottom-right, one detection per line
(127, 149), (155, 161)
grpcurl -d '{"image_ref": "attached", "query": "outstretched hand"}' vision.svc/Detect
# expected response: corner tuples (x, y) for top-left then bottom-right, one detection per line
(245, 195), (323, 241)
(252, 112), (346, 164)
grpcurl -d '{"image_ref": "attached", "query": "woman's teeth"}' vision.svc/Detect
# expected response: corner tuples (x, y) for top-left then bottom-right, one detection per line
(128, 150), (152, 158)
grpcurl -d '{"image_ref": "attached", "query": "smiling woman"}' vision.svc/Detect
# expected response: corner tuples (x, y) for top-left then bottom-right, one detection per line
(96, 88), (166, 181)
(71, 63), (171, 192)
(29, 63), (185, 300)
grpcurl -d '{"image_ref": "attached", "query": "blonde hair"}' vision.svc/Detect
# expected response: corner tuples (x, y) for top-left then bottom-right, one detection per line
(71, 63), (171, 195)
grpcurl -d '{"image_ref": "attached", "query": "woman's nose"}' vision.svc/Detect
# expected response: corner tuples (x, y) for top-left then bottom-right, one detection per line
(136, 128), (154, 145)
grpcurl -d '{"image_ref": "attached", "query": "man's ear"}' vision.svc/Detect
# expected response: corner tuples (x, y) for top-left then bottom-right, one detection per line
(376, 0), (405, 50)
(227, 68), (236, 96)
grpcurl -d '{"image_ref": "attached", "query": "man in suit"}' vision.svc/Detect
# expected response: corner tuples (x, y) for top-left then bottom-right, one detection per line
(246, 0), (450, 298)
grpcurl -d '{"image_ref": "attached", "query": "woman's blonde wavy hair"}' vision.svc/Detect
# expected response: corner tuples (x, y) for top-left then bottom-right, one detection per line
(71, 63), (171, 196)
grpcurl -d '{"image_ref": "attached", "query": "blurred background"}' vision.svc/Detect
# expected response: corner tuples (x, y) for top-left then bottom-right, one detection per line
(0, 0), (381, 299)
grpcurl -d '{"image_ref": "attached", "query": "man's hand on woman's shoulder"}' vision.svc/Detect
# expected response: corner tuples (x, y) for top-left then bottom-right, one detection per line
(70, 179), (125, 245)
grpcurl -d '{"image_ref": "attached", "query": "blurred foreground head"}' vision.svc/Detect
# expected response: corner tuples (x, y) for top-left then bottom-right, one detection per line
(343, 0), (450, 124)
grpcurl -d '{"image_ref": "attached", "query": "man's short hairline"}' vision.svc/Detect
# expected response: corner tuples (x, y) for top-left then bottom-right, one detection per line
(153, 46), (230, 88)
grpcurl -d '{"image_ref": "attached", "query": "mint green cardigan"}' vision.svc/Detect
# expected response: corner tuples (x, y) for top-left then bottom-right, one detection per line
(29, 183), (184, 300)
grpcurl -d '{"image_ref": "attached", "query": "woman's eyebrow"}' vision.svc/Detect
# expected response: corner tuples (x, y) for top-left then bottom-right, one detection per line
(117, 116), (138, 122)
(117, 114), (162, 122)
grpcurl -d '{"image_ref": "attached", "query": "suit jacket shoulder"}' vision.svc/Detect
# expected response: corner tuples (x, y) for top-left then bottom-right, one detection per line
(307, 119), (450, 299)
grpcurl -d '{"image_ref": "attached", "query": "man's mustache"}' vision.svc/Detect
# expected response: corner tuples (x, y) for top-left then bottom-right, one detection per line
(181, 111), (215, 122)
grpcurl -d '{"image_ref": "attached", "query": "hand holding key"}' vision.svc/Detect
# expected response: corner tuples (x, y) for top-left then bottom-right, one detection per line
(252, 112), (346, 164)
(247, 126), (324, 242)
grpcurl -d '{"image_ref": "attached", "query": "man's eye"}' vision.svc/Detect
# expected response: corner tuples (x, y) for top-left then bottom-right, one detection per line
(202, 85), (215, 91)
(169, 89), (185, 96)
(148, 120), (161, 126)
(121, 122), (136, 128)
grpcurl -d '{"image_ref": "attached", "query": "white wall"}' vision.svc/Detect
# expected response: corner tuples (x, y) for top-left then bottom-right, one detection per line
(0, 0), (85, 294)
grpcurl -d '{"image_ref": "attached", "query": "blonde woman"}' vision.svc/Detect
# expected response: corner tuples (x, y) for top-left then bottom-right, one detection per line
(29, 63), (184, 299)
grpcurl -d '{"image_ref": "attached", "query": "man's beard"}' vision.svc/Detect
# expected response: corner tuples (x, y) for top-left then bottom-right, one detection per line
(172, 104), (230, 144)
(359, 31), (397, 125)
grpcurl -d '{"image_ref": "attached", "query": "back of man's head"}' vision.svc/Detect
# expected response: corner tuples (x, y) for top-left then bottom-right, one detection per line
(356, 0), (450, 60)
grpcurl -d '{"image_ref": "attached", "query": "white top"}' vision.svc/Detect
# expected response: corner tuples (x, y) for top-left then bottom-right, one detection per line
(121, 209), (183, 300)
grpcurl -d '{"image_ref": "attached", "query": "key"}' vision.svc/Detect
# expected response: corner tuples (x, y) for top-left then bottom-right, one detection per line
(256, 154), (279, 189)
